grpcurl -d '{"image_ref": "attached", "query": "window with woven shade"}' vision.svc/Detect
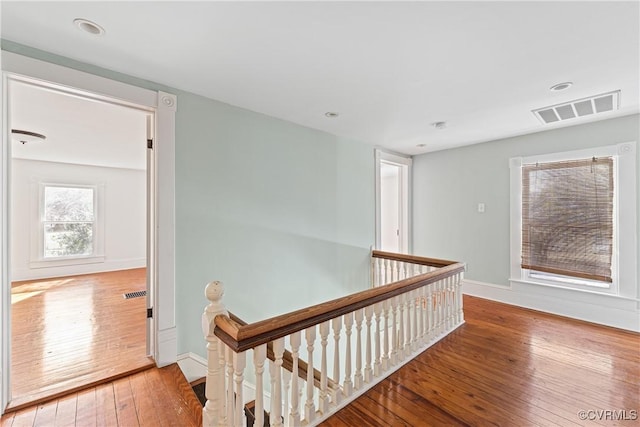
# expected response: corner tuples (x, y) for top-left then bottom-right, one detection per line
(521, 157), (614, 283)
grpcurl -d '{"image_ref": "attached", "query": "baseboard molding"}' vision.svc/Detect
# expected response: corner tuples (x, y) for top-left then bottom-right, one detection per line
(11, 258), (146, 281)
(462, 279), (640, 332)
(156, 327), (177, 367)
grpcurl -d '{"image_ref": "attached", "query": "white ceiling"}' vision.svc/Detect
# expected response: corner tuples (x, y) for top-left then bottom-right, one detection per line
(10, 81), (148, 170)
(2, 1), (639, 155)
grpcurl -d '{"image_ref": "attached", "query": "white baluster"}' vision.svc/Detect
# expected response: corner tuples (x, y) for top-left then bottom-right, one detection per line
(384, 258), (390, 285)
(447, 276), (454, 329)
(382, 300), (390, 371)
(319, 321), (330, 414)
(411, 289), (418, 352)
(282, 369), (291, 426)
(331, 317), (342, 406)
(458, 272), (465, 323)
(397, 293), (405, 362)
(289, 332), (301, 426)
(225, 346), (234, 426)
(364, 305), (374, 382)
(254, 344), (267, 427)
(271, 338), (285, 427)
(217, 340), (227, 424)
(202, 281), (228, 427)
(304, 326), (316, 423)
(391, 296), (399, 366)
(426, 285), (433, 341)
(354, 308), (364, 390)
(233, 351), (246, 427)
(343, 312), (354, 397)
(418, 286), (426, 345)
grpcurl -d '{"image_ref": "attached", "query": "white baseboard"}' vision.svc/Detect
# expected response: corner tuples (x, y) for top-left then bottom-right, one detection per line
(177, 352), (207, 383)
(462, 279), (640, 332)
(156, 327), (177, 367)
(11, 258), (146, 281)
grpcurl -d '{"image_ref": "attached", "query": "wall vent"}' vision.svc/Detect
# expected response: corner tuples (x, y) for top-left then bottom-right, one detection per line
(532, 90), (620, 124)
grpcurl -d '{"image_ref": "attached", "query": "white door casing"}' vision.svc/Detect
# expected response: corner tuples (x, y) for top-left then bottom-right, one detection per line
(0, 51), (177, 412)
(375, 149), (412, 253)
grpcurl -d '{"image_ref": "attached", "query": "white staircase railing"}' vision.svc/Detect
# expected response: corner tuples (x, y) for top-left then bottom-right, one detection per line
(202, 251), (465, 426)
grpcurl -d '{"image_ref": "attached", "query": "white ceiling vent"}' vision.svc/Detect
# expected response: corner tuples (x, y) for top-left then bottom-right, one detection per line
(532, 90), (620, 124)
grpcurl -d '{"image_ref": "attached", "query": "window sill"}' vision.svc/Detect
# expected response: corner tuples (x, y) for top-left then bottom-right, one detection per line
(30, 255), (105, 269)
(509, 277), (639, 302)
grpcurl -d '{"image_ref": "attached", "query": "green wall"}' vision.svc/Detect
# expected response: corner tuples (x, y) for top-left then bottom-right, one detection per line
(2, 40), (376, 357)
(413, 114), (640, 287)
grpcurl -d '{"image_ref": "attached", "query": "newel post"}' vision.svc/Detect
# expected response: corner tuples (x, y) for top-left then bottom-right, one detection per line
(202, 281), (228, 427)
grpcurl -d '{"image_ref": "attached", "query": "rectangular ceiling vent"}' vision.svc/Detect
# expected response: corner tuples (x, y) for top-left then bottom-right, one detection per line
(532, 90), (620, 124)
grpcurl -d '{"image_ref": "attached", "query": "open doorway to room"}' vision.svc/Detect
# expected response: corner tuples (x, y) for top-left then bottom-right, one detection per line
(7, 79), (153, 408)
(375, 150), (412, 254)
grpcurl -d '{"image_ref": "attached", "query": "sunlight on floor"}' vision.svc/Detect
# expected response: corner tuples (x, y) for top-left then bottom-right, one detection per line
(11, 278), (74, 304)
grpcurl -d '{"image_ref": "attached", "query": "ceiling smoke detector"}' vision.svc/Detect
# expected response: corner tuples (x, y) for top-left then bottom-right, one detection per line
(532, 90), (620, 124)
(431, 121), (446, 130)
(11, 129), (47, 144)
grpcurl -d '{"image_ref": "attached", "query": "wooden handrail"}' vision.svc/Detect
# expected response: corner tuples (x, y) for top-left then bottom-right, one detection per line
(215, 261), (465, 352)
(371, 250), (458, 268)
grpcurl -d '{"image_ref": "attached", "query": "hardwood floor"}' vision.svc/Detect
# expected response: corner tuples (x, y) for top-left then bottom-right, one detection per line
(2, 295), (637, 426)
(0, 364), (202, 427)
(322, 295), (640, 426)
(8, 269), (153, 411)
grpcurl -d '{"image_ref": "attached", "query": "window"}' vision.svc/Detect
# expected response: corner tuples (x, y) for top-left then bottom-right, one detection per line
(521, 157), (614, 284)
(29, 182), (105, 268)
(510, 142), (637, 295)
(42, 185), (95, 258)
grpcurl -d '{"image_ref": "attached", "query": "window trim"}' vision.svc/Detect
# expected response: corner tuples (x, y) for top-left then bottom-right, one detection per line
(509, 142), (637, 297)
(30, 181), (105, 269)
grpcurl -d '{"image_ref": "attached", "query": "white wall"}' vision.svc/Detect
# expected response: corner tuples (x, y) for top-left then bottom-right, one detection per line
(412, 114), (640, 331)
(11, 159), (146, 280)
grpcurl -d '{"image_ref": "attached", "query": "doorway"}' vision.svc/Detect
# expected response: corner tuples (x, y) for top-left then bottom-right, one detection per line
(1, 51), (177, 414)
(375, 150), (412, 253)
(6, 78), (153, 409)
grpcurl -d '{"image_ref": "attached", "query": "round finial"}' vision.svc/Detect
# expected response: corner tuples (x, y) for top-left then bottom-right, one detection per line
(205, 280), (224, 302)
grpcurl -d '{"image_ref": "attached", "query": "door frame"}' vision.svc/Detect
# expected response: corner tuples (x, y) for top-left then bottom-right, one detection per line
(375, 149), (412, 253)
(0, 51), (177, 412)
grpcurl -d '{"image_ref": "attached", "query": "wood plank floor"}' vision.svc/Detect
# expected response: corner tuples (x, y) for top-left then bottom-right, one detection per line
(0, 364), (202, 427)
(322, 295), (640, 426)
(2, 295), (638, 426)
(8, 269), (153, 411)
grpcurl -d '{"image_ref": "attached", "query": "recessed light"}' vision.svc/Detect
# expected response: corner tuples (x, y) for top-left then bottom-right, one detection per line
(550, 82), (572, 92)
(416, 143), (426, 148)
(431, 121), (446, 130)
(325, 112), (339, 118)
(74, 18), (105, 36)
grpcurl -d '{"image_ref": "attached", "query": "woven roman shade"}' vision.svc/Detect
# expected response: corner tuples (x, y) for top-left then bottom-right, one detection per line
(521, 157), (614, 283)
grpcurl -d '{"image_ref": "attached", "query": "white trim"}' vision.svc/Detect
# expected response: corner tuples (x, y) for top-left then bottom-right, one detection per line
(375, 149), (413, 252)
(155, 327), (177, 368)
(177, 352), (207, 383)
(0, 52), (177, 413)
(11, 258), (146, 282)
(462, 279), (640, 332)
